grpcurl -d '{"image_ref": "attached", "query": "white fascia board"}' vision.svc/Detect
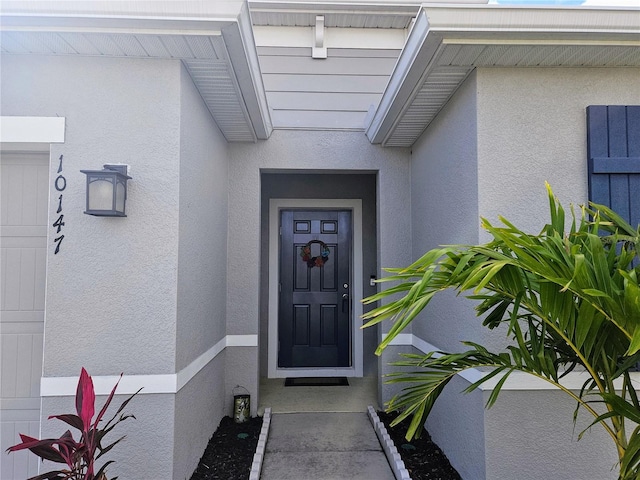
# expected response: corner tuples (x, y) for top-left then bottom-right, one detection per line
(0, 13), (232, 36)
(365, 8), (437, 144)
(421, 4), (640, 36)
(0, 0), (248, 35)
(248, 1), (423, 17)
(253, 24), (407, 49)
(0, 7), (272, 142)
(247, 0), (486, 19)
(365, 4), (640, 145)
(222, 2), (273, 140)
(0, 0), (247, 19)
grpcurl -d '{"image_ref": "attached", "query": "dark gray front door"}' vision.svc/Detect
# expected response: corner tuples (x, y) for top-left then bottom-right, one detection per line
(278, 210), (351, 368)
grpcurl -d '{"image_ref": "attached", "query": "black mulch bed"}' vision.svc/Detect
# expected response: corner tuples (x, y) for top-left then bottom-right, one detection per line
(190, 415), (263, 480)
(377, 411), (461, 480)
(190, 412), (460, 480)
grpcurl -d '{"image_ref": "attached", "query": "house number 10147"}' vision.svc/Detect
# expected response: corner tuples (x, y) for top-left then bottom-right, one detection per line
(52, 154), (66, 254)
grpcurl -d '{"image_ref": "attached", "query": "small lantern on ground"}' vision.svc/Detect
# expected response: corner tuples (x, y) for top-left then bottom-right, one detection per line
(233, 385), (250, 423)
(80, 164), (132, 217)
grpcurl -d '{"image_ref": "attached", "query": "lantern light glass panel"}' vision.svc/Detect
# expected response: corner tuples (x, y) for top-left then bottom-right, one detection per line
(80, 165), (131, 217)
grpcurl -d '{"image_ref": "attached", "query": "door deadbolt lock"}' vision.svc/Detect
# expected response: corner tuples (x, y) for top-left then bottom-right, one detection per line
(343, 283), (349, 289)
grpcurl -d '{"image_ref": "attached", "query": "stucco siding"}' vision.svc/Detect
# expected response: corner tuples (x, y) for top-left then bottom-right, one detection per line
(409, 71), (482, 354)
(39, 393), (175, 479)
(228, 130), (411, 403)
(406, 71), (489, 478)
(1, 54), (188, 477)
(174, 354), (226, 479)
(471, 66), (640, 480)
(225, 346), (259, 416)
(476, 67), (640, 233)
(173, 64), (230, 479)
(405, 66), (640, 480)
(484, 388), (617, 480)
(426, 374), (487, 480)
(228, 131), (412, 334)
(1, 54), (183, 376)
(176, 63), (229, 371)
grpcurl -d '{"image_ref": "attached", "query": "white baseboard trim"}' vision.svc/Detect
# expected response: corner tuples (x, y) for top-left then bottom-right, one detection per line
(40, 334), (258, 397)
(382, 333), (640, 391)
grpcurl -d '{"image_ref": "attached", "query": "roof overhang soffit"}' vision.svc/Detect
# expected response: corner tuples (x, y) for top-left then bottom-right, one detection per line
(0, 3), (272, 142)
(366, 5), (640, 148)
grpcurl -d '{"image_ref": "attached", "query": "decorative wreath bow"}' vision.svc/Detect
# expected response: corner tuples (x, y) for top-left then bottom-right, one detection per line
(300, 240), (330, 268)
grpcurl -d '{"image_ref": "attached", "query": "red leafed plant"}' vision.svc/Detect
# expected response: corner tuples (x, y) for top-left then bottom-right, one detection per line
(7, 368), (141, 480)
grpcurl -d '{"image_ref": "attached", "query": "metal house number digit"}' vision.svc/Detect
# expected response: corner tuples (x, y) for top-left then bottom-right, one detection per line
(52, 155), (66, 254)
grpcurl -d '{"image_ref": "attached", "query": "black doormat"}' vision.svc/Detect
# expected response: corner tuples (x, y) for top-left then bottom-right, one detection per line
(284, 377), (349, 387)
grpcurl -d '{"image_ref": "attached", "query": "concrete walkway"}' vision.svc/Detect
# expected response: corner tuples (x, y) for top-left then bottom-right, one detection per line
(260, 412), (395, 480)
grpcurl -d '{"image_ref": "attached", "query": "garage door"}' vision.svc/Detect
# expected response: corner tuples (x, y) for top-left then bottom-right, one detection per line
(0, 152), (48, 479)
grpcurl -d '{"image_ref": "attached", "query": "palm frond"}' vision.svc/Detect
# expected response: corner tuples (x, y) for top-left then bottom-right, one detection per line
(363, 185), (640, 477)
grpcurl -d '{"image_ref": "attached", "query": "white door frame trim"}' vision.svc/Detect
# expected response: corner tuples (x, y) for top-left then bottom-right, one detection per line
(268, 198), (363, 378)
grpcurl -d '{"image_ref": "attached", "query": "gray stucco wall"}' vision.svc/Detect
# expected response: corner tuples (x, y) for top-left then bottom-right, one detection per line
(1, 54), (231, 479)
(174, 356), (226, 479)
(225, 346), (260, 416)
(1, 54), (182, 377)
(173, 64), (230, 478)
(484, 388), (617, 480)
(1, 54), (183, 478)
(176, 64), (229, 370)
(39, 393), (176, 478)
(406, 66), (640, 479)
(408, 69), (489, 477)
(409, 71), (482, 355)
(426, 374), (487, 479)
(228, 130), (411, 404)
(476, 67), (640, 232)
(471, 66), (640, 480)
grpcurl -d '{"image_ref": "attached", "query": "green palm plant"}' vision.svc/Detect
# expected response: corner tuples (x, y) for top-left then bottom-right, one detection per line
(363, 184), (640, 479)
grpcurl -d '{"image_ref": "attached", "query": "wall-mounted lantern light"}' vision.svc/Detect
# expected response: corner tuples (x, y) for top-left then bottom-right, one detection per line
(80, 164), (132, 217)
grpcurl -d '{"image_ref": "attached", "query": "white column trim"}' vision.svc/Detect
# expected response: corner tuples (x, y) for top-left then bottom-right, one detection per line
(382, 333), (640, 391)
(40, 335), (258, 396)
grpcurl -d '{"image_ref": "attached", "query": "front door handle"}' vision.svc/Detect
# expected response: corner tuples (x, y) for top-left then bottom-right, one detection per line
(342, 293), (349, 313)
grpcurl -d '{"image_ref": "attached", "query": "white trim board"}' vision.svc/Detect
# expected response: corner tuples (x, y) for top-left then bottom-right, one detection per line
(0, 116), (65, 143)
(268, 198), (364, 378)
(384, 334), (640, 391)
(40, 334), (258, 396)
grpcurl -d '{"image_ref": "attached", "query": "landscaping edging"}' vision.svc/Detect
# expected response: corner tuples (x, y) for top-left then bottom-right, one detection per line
(248, 406), (414, 479)
(367, 405), (411, 480)
(249, 407), (271, 480)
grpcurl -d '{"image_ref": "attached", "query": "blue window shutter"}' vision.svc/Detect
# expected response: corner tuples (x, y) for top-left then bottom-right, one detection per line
(587, 105), (640, 228)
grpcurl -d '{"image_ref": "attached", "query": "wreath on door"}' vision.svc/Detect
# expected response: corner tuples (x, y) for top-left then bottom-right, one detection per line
(300, 240), (330, 268)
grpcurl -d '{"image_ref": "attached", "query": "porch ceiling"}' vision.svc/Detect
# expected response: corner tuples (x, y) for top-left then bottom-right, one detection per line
(0, 3), (272, 142)
(366, 5), (640, 148)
